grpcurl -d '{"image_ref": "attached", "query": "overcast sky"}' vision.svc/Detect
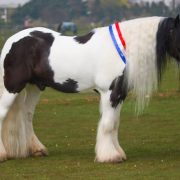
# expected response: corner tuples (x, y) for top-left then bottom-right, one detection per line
(0, 0), (178, 8)
(137, 0), (180, 5)
(0, 0), (30, 7)
(142, 0), (172, 5)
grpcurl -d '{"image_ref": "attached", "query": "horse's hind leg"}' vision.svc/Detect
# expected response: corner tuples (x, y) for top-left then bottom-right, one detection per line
(95, 90), (126, 163)
(23, 85), (48, 157)
(0, 90), (17, 161)
(2, 85), (47, 159)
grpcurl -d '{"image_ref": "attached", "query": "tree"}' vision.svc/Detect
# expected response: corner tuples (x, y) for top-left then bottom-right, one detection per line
(11, 0), (175, 26)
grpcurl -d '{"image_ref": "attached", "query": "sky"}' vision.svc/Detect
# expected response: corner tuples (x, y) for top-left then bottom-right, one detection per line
(142, 0), (171, 5)
(0, 0), (178, 8)
(0, 0), (30, 7)
(134, 0), (180, 6)
(143, 0), (170, 2)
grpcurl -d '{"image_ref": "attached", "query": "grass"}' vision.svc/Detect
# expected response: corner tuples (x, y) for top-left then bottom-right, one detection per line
(0, 30), (180, 178)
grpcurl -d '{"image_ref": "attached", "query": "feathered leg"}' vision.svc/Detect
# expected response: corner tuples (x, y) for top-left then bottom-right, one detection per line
(0, 90), (18, 161)
(2, 85), (47, 161)
(95, 91), (126, 163)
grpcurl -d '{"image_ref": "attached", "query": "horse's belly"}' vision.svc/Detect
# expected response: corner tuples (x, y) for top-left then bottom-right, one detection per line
(49, 55), (96, 92)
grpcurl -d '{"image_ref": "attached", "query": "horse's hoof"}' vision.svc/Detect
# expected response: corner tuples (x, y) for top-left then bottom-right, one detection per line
(0, 152), (7, 162)
(117, 148), (127, 161)
(32, 148), (48, 157)
(95, 152), (127, 163)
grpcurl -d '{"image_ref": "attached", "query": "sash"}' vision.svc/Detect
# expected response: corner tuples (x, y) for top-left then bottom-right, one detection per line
(109, 22), (126, 64)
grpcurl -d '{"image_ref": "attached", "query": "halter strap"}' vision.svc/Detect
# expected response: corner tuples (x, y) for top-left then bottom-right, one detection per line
(109, 22), (126, 64)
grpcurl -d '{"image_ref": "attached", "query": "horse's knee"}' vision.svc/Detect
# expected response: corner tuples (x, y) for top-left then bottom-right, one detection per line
(103, 123), (114, 133)
(99, 117), (116, 134)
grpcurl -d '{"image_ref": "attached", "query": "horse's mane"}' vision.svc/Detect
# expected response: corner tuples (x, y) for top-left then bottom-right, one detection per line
(156, 17), (175, 81)
(121, 17), (164, 112)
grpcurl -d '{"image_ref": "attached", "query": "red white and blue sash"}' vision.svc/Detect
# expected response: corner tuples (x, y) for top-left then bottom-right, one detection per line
(109, 22), (126, 64)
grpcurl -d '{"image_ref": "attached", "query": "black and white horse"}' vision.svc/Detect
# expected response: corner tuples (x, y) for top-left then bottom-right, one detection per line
(0, 15), (179, 163)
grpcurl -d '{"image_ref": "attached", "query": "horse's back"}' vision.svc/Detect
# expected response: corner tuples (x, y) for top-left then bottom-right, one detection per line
(0, 26), (126, 92)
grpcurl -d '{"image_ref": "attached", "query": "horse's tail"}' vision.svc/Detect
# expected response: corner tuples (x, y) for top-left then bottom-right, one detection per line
(126, 62), (158, 114)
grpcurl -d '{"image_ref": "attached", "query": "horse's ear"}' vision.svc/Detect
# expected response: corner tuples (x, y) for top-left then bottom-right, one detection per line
(175, 14), (180, 27)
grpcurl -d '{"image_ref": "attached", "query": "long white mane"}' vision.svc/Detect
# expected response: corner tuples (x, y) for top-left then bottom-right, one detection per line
(121, 17), (163, 112)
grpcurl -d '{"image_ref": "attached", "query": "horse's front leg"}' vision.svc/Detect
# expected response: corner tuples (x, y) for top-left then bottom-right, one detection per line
(0, 90), (17, 161)
(95, 90), (126, 163)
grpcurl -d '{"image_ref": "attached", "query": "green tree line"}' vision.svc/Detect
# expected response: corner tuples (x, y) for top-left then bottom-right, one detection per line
(12, 0), (179, 25)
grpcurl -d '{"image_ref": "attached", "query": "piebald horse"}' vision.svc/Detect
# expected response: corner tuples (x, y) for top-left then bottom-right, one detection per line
(0, 15), (179, 163)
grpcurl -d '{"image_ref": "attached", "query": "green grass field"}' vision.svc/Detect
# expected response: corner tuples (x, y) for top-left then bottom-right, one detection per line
(0, 63), (179, 180)
(0, 30), (180, 179)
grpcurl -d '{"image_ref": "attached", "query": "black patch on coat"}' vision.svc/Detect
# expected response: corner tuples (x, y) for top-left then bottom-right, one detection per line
(4, 30), (78, 93)
(38, 78), (79, 93)
(109, 70), (128, 108)
(156, 16), (180, 81)
(30, 31), (54, 46)
(94, 89), (100, 94)
(74, 31), (94, 44)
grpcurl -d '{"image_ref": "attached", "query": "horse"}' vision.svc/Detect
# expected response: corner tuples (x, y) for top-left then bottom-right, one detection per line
(0, 15), (179, 163)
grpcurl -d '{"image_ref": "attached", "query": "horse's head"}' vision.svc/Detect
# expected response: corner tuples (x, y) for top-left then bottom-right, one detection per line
(166, 15), (180, 62)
